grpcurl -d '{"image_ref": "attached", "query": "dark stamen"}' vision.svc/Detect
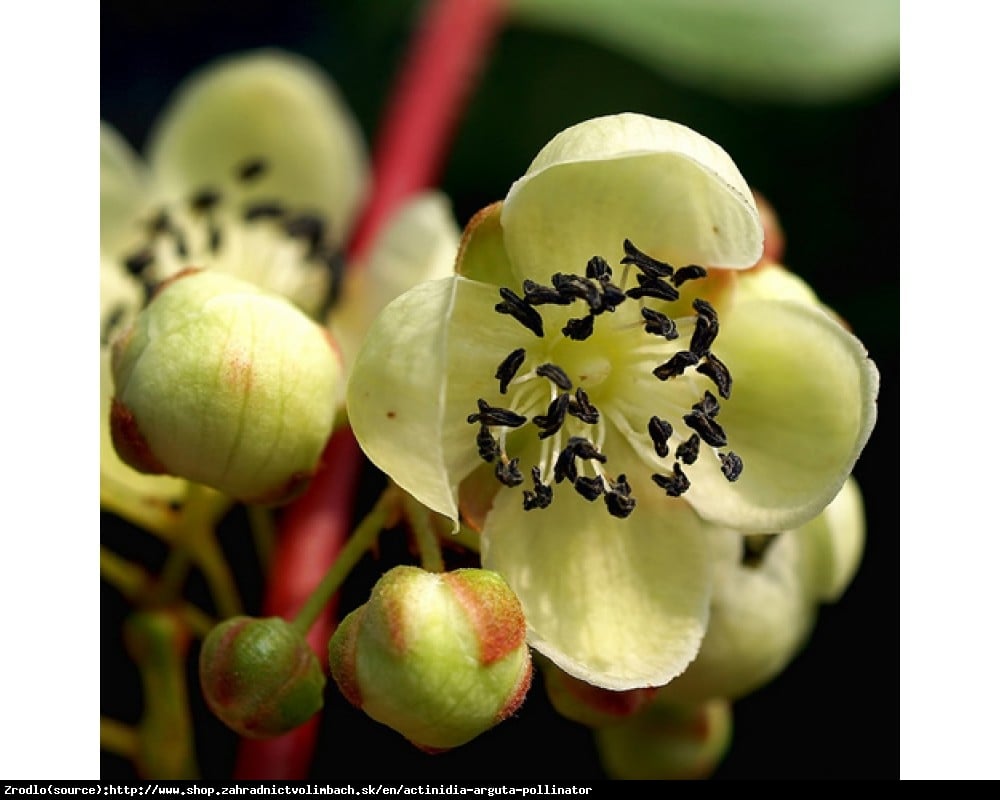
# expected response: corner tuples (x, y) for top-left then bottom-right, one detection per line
(523, 279), (572, 306)
(604, 474), (636, 518)
(552, 273), (601, 312)
(236, 158), (268, 182)
(671, 265), (708, 286)
(554, 446), (579, 484)
(653, 350), (699, 380)
(573, 475), (605, 501)
(124, 249), (154, 276)
(244, 201), (286, 222)
(496, 287), (545, 337)
(652, 464), (691, 497)
(690, 299), (720, 357)
(190, 188), (221, 213)
(523, 466), (553, 510)
(467, 398), (527, 428)
(676, 434), (701, 465)
(596, 280), (627, 313)
(683, 410), (728, 448)
(696, 354), (733, 399)
(172, 230), (189, 259)
(532, 393), (570, 439)
(641, 307), (679, 340)
(565, 436), (608, 464)
(562, 314), (595, 341)
(626, 274), (680, 302)
(621, 239), (674, 278)
(207, 223), (223, 254)
(495, 348), (526, 394)
(147, 210), (171, 235)
(567, 388), (599, 424)
(586, 256), (613, 281)
(284, 213), (326, 259)
(477, 425), (501, 463)
(693, 391), (720, 419)
(495, 458), (524, 487)
(647, 416), (672, 458)
(720, 451), (744, 482)
(536, 363), (573, 391)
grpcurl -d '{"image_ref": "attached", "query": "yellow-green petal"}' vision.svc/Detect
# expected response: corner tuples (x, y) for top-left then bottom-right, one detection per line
(501, 114), (762, 284)
(657, 526), (816, 704)
(481, 487), (711, 690)
(329, 192), (459, 374)
(796, 476), (866, 603)
(101, 122), (149, 255)
(684, 298), (879, 532)
(347, 277), (525, 525)
(146, 49), (369, 245)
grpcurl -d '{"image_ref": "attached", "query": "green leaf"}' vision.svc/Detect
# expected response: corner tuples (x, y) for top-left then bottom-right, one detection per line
(509, 0), (899, 103)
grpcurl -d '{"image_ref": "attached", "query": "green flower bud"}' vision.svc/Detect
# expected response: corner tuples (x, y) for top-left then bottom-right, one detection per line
(595, 698), (732, 780)
(328, 566), (532, 752)
(109, 269), (342, 504)
(199, 616), (325, 739)
(538, 655), (657, 729)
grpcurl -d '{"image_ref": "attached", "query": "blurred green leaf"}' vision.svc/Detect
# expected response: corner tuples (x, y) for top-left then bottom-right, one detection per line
(508, 0), (899, 103)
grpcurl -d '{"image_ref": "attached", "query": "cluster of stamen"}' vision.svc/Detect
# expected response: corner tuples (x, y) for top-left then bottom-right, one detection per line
(468, 239), (744, 519)
(116, 157), (345, 306)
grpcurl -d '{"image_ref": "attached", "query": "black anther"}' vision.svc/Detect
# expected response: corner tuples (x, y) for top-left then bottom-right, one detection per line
(565, 435), (608, 464)
(562, 314), (595, 340)
(244, 201), (285, 222)
(495, 458), (524, 487)
(467, 398), (527, 428)
(496, 287), (545, 337)
(208, 223), (222, 254)
(554, 446), (579, 484)
(532, 393), (570, 439)
(284, 213), (327, 259)
(641, 307), (679, 340)
(586, 256), (613, 281)
(626, 274), (680, 303)
(676, 434), (701, 465)
(683, 410), (728, 448)
(647, 416), (673, 458)
(597, 281), (628, 313)
(567, 388), (600, 424)
(671, 265), (708, 286)
(604, 474), (636, 518)
(523, 279), (572, 306)
(124, 249), (154, 276)
(523, 466), (553, 511)
(693, 391), (721, 419)
(653, 350), (699, 380)
(696, 354), (733, 399)
(476, 425), (501, 463)
(720, 451), (744, 482)
(552, 273), (602, 312)
(621, 239), (674, 278)
(536, 363), (573, 391)
(495, 348), (526, 394)
(652, 464), (691, 497)
(573, 475), (605, 501)
(236, 158), (269, 182)
(190, 188), (221, 212)
(690, 299), (720, 357)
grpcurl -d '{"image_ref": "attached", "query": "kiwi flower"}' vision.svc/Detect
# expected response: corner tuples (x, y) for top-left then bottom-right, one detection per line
(347, 114), (879, 690)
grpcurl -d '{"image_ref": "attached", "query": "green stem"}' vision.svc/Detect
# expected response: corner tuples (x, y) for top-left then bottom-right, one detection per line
(290, 485), (399, 636)
(247, 504), (277, 575)
(100, 717), (139, 760)
(405, 494), (445, 573)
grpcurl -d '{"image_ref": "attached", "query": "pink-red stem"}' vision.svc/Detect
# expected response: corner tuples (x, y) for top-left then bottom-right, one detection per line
(233, 0), (507, 779)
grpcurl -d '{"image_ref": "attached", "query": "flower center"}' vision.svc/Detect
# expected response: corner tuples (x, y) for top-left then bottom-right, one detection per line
(467, 239), (743, 519)
(115, 157), (343, 317)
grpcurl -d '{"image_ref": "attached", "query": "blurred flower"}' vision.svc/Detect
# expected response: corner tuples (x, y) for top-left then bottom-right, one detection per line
(347, 114), (880, 689)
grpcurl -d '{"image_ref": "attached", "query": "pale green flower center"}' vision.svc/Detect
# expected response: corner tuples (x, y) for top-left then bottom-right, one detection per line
(467, 240), (744, 519)
(108, 157), (342, 326)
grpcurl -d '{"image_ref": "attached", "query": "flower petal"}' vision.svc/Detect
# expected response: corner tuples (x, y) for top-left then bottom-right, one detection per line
(146, 50), (369, 244)
(796, 476), (866, 603)
(101, 122), (149, 254)
(455, 202), (517, 287)
(657, 525), (816, 704)
(481, 487), (711, 690)
(501, 114), (762, 284)
(346, 276), (526, 524)
(684, 298), (879, 531)
(329, 192), (459, 374)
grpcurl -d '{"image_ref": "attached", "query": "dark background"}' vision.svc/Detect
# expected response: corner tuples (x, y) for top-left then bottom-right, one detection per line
(101, 0), (898, 780)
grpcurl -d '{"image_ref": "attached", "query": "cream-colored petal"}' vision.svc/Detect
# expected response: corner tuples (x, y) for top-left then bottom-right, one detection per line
(147, 50), (369, 245)
(329, 192), (459, 374)
(684, 298), (879, 532)
(455, 202), (517, 287)
(346, 276), (526, 525)
(658, 526), (816, 704)
(481, 487), (711, 690)
(101, 122), (150, 255)
(795, 476), (866, 603)
(735, 262), (820, 306)
(501, 114), (762, 284)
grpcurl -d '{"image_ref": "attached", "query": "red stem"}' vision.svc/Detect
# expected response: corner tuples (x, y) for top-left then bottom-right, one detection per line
(233, 0), (507, 779)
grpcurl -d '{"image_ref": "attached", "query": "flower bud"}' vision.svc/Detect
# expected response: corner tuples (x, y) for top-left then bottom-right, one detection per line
(199, 616), (325, 739)
(538, 655), (657, 729)
(595, 698), (732, 780)
(328, 566), (532, 752)
(109, 268), (342, 504)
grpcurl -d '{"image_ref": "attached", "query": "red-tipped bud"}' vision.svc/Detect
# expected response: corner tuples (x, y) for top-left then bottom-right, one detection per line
(199, 616), (325, 739)
(328, 566), (532, 751)
(538, 656), (658, 729)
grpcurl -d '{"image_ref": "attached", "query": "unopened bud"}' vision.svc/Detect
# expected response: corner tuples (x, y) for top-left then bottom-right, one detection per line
(109, 269), (342, 504)
(538, 655), (657, 729)
(328, 566), (532, 752)
(595, 698), (732, 780)
(199, 616), (325, 739)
